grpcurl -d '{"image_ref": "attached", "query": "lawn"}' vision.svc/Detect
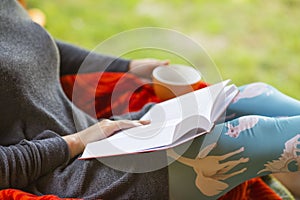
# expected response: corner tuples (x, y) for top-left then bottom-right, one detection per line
(27, 0), (300, 99)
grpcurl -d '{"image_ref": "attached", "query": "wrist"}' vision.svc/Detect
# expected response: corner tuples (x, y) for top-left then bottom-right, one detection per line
(128, 60), (134, 72)
(63, 134), (85, 158)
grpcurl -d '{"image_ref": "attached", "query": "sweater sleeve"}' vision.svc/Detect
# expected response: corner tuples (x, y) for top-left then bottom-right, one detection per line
(56, 40), (130, 76)
(0, 130), (70, 189)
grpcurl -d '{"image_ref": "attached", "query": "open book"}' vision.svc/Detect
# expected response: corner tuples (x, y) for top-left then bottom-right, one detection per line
(80, 80), (239, 159)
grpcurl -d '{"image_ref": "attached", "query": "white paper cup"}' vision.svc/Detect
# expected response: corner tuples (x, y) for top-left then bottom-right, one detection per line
(152, 64), (201, 100)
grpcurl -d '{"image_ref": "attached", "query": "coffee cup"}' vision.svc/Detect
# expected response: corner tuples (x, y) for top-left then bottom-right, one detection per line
(152, 64), (201, 100)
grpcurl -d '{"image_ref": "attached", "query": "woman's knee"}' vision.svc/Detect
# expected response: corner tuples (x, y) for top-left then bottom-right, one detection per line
(231, 82), (276, 105)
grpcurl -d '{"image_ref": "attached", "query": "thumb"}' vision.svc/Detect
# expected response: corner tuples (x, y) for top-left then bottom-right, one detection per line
(157, 60), (170, 66)
(116, 120), (150, 130)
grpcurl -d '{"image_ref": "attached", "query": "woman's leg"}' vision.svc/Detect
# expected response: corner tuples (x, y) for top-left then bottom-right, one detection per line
(226, 82), (300, 120)
(168, 115), (300, 200)
(225, 82), (300, 197)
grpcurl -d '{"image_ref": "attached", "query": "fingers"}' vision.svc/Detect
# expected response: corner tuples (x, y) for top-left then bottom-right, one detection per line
(114, 119), (151, 130)
(100, 119), (150, 137)
(75, 119), (151, 149)
(157, 59), (170, 66)
(129, 59), (170, 71)
(139, 120), (151, 125)
(146, 59), (169, 68)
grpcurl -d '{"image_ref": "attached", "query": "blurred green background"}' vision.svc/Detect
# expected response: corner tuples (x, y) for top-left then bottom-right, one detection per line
(27, 0), (300, 98)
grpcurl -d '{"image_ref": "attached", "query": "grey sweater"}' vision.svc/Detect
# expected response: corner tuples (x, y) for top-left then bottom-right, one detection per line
(0, 1), (168, 199)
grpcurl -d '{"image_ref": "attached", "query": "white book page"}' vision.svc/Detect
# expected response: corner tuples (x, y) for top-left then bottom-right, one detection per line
(81, 119), (179, 158)
(172, 115), (212, 142)
(141, 80), (230, 123)
(80, 80), (232, 159)
(210, 84), (239, 122)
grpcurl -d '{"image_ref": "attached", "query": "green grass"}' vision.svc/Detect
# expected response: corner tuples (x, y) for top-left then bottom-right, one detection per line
(27, 0), (300, 99)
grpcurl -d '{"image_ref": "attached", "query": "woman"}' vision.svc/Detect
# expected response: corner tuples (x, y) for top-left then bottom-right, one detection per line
(1, 1), (300, 199)
(0, 1), (169, 199)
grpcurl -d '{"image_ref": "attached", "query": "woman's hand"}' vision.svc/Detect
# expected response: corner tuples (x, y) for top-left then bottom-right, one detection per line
(63, 119), (150, 158)
(129, 58), (169, 79)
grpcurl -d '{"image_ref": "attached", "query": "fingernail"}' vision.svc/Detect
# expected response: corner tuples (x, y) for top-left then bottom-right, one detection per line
(133, 122), (143, 126)
(139, 120), (151, 125)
